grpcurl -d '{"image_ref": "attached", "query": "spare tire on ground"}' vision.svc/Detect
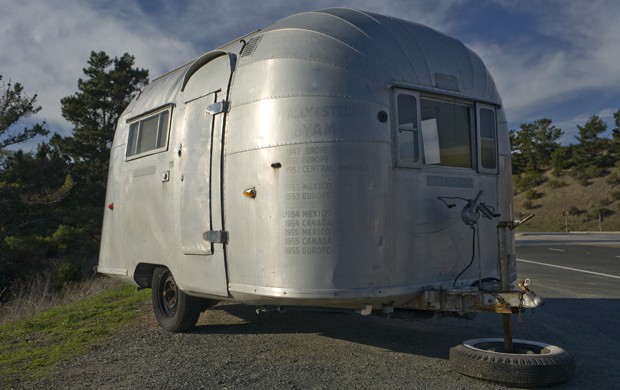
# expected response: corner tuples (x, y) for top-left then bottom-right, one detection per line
(450, 338), (574, 388)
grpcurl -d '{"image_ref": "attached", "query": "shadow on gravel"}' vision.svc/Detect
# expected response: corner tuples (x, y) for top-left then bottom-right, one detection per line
(191, 303), (503, 360)
(187, 297), (620, 388)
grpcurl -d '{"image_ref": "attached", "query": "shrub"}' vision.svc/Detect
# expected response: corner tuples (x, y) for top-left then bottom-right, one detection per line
(570, 165), (608, 186)
(569, 206), (585, 216)
(54, 262), (82, 289)
(548, 179), (567, 189)
(514, 171), (546, 192)
(525, 190), (543, 200)
(578, 176), (592, 186)
(606, 172), (620, 187)
(522, 199), (538, 209)
(595, 208), (615, 219)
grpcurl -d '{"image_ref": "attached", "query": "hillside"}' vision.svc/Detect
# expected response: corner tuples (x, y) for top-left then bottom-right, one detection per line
(513, 167), (620, 232)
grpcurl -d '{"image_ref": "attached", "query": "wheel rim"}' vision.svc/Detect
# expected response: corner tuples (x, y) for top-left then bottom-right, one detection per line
(158, 270), (178, 319)
(463, 338), (558, 355)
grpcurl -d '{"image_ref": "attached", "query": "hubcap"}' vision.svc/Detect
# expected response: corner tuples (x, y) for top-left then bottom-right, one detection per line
(158, 271), (178, 318)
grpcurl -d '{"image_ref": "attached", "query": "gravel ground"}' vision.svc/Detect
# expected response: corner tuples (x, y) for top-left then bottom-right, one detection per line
(16, 300), (587, 390)
(14, 235), (620, 389)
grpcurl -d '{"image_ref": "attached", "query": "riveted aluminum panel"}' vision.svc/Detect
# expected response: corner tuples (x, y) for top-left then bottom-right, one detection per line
(100, 8), (512, 308)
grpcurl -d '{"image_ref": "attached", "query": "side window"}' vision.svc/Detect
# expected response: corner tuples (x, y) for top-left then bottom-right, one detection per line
(395, 92), (420, 165)
(420, 98), (472, 168)
(478, 106), (497, 171)
(126, 108), (171, 159)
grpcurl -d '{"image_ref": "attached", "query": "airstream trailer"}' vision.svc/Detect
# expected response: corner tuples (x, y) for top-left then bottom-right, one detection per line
(97, 9), (541, 333)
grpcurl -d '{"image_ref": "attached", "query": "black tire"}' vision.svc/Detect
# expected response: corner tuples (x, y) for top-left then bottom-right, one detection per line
(450, 338), (574, 388)
(151, 267), (202, 332)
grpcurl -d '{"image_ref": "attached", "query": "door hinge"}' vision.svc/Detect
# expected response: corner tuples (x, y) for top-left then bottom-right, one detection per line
(203, 230), (228, 243)
(207, 100), (229, 115)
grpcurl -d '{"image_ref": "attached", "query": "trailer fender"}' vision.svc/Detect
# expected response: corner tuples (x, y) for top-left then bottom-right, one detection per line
(134, 263), (163, 289)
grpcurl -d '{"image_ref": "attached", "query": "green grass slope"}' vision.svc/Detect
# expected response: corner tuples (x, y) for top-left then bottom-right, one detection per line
(0, 281), (150, 387)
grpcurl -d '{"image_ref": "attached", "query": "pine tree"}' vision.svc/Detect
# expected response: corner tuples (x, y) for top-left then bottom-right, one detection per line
(0, 75), (57, 287)
(509, 119), (563, 175)
(574, 115), (608, 168)
(0, 75), (48, 150)
(510, 119), (563, 190)
(50, 51), (148, 267)
(569, 115), (612, 185)
(0, 145), (71, 286)
(52, 51), (148, 193)
(612, 109), (620, 162)
(531, 118), (563, 168)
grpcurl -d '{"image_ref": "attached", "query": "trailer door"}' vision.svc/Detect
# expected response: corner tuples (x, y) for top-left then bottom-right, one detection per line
(176, 51), (235, 296)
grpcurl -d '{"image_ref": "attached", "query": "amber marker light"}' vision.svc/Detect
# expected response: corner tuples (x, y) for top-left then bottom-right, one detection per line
(243, 187), (257, 199)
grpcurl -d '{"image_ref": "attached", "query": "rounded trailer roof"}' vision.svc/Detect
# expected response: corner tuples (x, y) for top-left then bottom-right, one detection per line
(251, 8), (501, 104)
(127, 8), (501, 118)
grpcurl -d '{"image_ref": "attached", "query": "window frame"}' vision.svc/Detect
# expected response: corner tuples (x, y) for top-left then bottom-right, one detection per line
(125, 104), (173, 160)
(392, 88), (499, 173)
(476, 103), (499, 173)
(393, 89), (422, 168)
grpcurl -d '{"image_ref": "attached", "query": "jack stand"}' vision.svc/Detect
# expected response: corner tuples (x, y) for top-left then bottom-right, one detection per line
(450, 208), (573, 388)
(497, 214), (534, 353)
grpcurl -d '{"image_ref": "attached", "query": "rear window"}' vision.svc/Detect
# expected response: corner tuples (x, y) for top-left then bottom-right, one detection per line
(420, 98), (472, 168)
(393, 89), (498, 173)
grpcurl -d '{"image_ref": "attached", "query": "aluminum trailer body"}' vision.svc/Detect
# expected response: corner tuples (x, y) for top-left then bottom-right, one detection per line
(98, 8), (518, 322)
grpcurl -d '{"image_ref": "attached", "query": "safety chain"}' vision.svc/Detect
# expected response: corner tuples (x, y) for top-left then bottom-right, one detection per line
(481, 288), (524, 322)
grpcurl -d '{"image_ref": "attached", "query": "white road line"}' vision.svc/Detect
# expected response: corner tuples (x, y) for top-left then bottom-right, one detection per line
(517, 258), (620, 280)
(548, 248), (565, 252)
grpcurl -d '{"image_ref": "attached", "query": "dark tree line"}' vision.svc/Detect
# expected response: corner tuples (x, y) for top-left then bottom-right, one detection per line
(510, 111), (620, 191)
(0, 52), (148, 292)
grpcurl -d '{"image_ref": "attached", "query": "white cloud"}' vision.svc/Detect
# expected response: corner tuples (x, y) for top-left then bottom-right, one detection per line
(1, 0), (466, 142)
(1, 0), (196, 137)
(470, 0), (620, 127)
(2, 0), (617, 150)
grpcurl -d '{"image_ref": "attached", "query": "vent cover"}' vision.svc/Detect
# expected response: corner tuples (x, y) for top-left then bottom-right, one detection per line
(435, 73), (459, 92)
(240, 35), (263, 57)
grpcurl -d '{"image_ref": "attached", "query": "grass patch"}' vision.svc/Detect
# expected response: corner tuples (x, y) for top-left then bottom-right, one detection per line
(0, 280), (150, 386)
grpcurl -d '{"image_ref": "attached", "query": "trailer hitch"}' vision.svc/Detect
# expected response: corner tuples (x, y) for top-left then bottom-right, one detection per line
(437, 190), (539, 353)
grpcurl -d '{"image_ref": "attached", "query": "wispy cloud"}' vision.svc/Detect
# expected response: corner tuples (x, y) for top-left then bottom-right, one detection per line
(1, 0), (196, 137)
(0, 0), (466, 139)
(469, 0), (620, 135)
(1, 0), (617, 148)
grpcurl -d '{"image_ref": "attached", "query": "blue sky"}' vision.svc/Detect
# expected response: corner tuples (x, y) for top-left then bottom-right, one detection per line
(2, 0), (619, 148)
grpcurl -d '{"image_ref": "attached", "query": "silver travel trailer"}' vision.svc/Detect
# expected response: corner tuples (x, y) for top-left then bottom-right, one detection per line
(97, 9), (538, 331)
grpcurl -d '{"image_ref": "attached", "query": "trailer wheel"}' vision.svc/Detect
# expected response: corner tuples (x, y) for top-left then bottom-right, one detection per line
(151, 267), (202, 332)
(449, 338), (574, 388)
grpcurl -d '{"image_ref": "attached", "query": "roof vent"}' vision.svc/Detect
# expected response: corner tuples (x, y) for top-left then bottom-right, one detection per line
(435, 73), (459, 92)
(240, 35), (263, 57)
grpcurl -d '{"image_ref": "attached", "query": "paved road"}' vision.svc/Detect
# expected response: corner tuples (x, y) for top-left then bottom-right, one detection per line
(516, 234), (620, 298)
(513, 233), (620, 389)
